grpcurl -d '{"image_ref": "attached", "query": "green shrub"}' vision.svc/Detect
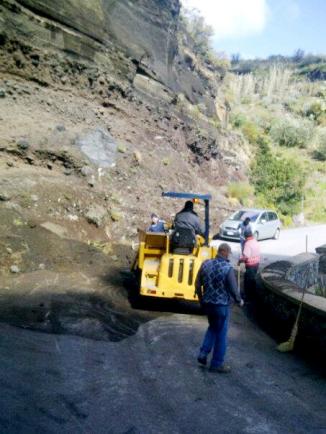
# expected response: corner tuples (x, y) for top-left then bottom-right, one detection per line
(256, 113), (273, 133)
(240, 97), (252, 105)
(227, 182), (254, 205)
(270, 116), (313, 148)
(304, 101), (326, 123)
(250, 139), (305, 215)
(206, 51), (230, 75)
(230, 113), (247, 128)
(241, 121), (261, 143)
(313, 128), (326, 161)
(280, 214), (293, 227)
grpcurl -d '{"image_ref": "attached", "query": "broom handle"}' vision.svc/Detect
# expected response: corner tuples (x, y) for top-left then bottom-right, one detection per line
(292, 286), (305, 334)
(237, 265), (241, 289)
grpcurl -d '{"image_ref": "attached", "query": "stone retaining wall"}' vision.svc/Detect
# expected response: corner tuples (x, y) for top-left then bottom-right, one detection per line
(285, 252), (319, 290)
(316, 244), (326, 297)
(257, 247), (326, 356)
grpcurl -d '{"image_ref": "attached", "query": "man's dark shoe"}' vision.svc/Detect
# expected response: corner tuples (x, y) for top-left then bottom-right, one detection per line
(197, 356), (207, 366)
(209, 364), (231, 374)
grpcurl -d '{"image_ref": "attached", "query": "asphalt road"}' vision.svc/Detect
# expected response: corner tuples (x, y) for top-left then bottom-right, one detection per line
(211, 224), (326, 266)
(0, 306), (325, 433)
(0, 225), (325, 433)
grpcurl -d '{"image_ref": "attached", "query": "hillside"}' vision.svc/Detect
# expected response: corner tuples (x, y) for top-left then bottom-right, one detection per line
(0, 0), (248, 243)
(222, 57), (326, 223)
(0, 0), (325, 339)
(0, 0), (249, 338)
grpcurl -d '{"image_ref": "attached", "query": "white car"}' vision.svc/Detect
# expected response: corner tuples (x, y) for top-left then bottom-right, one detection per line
(219, 208), (281, 241)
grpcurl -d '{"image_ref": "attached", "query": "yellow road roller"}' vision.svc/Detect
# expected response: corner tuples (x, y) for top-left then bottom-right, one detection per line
(132, 192), (217, 301)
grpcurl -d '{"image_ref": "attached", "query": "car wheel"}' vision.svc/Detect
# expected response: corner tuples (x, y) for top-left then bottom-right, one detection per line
(273, 228), (280, 240)
(254, 231), (259, 240)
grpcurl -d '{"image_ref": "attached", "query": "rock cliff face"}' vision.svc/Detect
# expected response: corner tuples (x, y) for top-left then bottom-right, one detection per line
(0, 0), (247, 248)
(1, 0), (217, 109)
(14, 0), (179, 83)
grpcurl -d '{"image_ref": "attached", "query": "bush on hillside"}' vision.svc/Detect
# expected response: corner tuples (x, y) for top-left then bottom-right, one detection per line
(183, 11), (213, 56)
(227, 182), (254, 206)
(304, 101), (326, 123)
(231, 113), (267, 144)
(241, 121), (261, 143)
(270, 116), (313, 148)
(230, 113), (247, 128)
(312, 128), (326, 161)
(251, 138), (305, 216)
(181, 7), (230, 74)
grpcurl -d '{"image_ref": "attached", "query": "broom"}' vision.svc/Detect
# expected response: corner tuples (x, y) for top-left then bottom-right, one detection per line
(277, 286), (305, 352)
(237, 264), (241, 290)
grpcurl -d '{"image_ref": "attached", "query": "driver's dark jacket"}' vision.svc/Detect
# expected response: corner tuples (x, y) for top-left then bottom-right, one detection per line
(174, 210), (204, 238)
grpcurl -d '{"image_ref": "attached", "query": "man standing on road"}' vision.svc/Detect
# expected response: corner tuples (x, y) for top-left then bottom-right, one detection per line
(195, 243), (244, 373)
(239, 216), (251, 253)
(239, 228), (261, 301)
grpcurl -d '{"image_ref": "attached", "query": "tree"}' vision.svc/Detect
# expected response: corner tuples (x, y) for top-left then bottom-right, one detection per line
(293, 49), (305, 63)
(181, 7), (214, 56)
(180, 7), (230, 73)
(231, 53), (241, 65)
(250, 138), (305, 215)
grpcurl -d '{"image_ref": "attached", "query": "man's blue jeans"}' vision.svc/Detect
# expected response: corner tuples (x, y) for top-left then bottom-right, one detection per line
(199, 303), (229, 368)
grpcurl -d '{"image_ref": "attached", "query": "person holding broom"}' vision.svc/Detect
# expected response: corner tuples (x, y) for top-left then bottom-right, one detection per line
(238, 227), (261, 301)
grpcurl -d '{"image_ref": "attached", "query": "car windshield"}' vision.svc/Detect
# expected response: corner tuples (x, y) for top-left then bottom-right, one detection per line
(230, 211), (259, 222)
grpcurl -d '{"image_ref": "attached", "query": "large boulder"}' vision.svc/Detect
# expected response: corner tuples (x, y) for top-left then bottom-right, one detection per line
(76, 128), (117, 168)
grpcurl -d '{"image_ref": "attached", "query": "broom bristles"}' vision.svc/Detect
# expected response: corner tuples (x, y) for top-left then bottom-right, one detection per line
(277, 323), (298, 352)
(277, 340), (294, 352)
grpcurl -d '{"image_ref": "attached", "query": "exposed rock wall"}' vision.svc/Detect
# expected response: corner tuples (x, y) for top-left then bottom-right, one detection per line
(1, 0), (215, 107)
(14, 0), (179, 84)
(1, 0), (243, 168)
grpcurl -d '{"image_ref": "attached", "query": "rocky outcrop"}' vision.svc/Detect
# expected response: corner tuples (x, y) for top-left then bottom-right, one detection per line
(0, 0), (217, 109)
(1, 0), (251, 176)
(0, 0), (241, 164)
(14, 0), (179, 83)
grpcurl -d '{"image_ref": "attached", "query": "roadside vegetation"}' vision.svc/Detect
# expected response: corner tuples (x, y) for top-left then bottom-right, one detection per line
(180, 7), (325, 225)
(224, 57), (326, 224)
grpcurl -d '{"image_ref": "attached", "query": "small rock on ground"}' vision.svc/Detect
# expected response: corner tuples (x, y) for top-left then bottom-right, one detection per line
(10, 265), (20, 273)
(17, 138), (30, 150)
(0, 193), (11, 201)
(85, 204), (107, 227)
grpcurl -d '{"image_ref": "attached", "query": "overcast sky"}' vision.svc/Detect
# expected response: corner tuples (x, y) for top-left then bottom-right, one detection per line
(181, 0), (326, 59)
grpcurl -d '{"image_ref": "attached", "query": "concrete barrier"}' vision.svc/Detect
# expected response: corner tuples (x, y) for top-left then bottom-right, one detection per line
(257, 248), (326, 355)
(285, 253), (319, 290)
(316, 244), (326, 296)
